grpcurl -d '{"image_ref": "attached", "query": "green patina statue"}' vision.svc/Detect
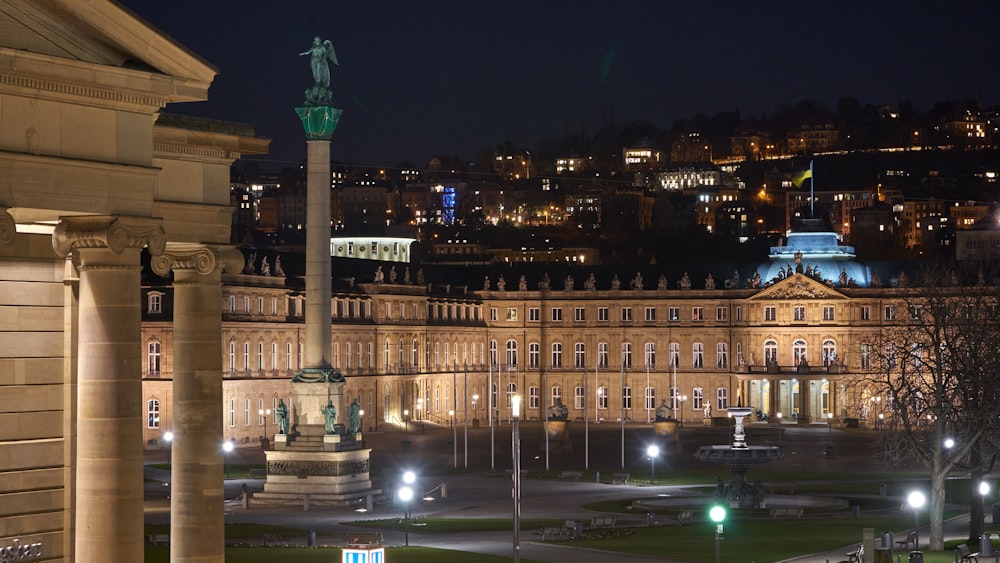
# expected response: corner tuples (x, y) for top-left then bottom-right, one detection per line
(276, 399), (289, 435)
(348, 399), (362, 434)
(300, 36), (338, 106)
(321, 399), (337, 435)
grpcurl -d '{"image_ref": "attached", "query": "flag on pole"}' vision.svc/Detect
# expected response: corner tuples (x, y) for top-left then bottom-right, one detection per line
(791, 168), (812, 188)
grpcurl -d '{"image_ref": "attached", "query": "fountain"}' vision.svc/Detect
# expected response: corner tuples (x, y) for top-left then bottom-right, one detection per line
(694, 406), (782, 509)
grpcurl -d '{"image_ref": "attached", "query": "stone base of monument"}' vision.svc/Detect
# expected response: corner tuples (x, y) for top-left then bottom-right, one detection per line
(543, 420), (573, 453)
(255, 424), (380, 507)
(653, 420), (680, 448)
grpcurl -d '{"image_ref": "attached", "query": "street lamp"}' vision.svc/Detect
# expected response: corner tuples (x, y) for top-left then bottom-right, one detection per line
(647, 445), (660, 485)
(163, 431), (173, 467)
(449, 409), (457, 468)
(908, 491), (926, 550)
(472, 394), (479, 425)
(259, 408), (271, 449)
(512, 395), (522, 563)
(222, 440), (234, 479)
(399, 470), (416, 547)
(709, 505), (726, 563)
(403, 409), (410, 446)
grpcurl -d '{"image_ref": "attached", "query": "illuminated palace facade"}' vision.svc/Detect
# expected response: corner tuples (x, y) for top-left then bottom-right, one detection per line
(141, 260), (901, 447)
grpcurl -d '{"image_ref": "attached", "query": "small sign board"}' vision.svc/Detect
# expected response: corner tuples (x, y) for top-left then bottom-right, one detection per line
(343, 546), (384, 563)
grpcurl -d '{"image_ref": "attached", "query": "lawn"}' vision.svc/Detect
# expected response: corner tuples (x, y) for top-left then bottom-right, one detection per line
(144, 545), (536, 563)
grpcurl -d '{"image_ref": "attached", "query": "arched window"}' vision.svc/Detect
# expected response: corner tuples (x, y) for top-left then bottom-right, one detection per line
(764, 340), (778, 365)
(716, 342), (728, 369)
(147, 341), (161, 376)
(716, 387), (729, 410)
(228, 341), (236, 373)
(692, 343), (704, 369)
(644, 342), (656, 368)
(822, 340), (837, 366)
(147, 399), (160, 428)
(597, 342), (609, 369)
(669, 342), (680, 369)
(793, 339), (808, 365)
(574, 343), (586, 369)
(489, 340), (498, 367)
(506, 339), (518, 367)
(528, 342), (540, 369)
(692, 387), (704, 410)
(551, 342), (563, 368)
(506, 382), (517, 408)
(242, 341), (250, 371)
(621, 342), (632, 369)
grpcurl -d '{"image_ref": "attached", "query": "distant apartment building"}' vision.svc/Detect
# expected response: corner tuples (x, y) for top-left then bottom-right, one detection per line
(555, 156), (593, 174)
(935, 110), (988, 148)
(670, 132), (712, 163)
(341, 181), (391, 231)
(786, 190), (881, 238)
(729, 128), (771, 161)
(898, 199), (946, 249)
(786, 124), (840, 154)
(655, 165), (730, 191)
(623, 139), (661, 172)
(494, 146), (533, 180)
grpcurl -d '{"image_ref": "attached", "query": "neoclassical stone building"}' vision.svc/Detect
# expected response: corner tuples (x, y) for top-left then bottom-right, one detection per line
(1, 3), (267, 562)
(141, 250), (905, 451)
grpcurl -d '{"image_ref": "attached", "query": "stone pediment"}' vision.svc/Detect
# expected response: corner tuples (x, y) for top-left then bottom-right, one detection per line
(0, 0), (215, 103)
(750, 273), (846, 300)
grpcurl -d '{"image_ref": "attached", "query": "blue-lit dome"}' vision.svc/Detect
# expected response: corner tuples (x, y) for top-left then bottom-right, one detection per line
(754, 207), (871, 288)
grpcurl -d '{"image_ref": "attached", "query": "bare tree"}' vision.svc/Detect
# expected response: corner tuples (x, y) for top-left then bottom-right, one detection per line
(851, 265), (1000, 550)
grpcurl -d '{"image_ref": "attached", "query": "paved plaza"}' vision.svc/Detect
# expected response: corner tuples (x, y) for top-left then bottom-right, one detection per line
(144, 421), (977, 562)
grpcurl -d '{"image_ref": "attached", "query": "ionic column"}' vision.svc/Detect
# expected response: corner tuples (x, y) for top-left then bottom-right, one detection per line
(53, 215), (165, 563)
(151, 244), (242, 563)
(767, 378), (779, 422)
(0, 207), (15, 247)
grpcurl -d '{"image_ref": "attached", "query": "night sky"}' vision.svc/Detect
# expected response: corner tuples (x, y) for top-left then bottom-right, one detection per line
(119, 0), (999, 169)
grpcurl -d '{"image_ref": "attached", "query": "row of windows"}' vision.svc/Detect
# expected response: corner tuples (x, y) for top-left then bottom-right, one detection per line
(496, 305), (742, 323)
(145, 337), (844, 375)
(148, 397), (283, 429)
(487, 384), (729, 411)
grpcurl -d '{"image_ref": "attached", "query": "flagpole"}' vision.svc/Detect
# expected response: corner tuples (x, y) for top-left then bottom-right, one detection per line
(809, 159), (815, 217)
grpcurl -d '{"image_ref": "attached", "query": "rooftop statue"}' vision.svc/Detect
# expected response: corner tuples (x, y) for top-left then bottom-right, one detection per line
(704, 273), (715, 290)
(655, 399), (672, 422)
(300, 36), (339, 106)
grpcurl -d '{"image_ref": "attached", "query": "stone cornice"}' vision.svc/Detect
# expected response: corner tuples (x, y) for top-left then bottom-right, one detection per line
(52, 215), (165, 258)
(0, 48), (205, 112)
(150, 243), (243, 277)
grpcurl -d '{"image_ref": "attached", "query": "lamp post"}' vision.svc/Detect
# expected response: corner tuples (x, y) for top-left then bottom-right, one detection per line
(259, 408), (271, 449)
(709, 505), (727, 563)
(163, 431), (173, 467)
(647, 445), (660, 485)
(449, 409), (457, 468)
(472, 394), (479, 425)
(399, 470), (416, 547)
(222, 440), (234, 479)
(403, 408), (410, 446)
(908, 491), (925, 550)
(512, 395), (522, 563)
(679, 395), (687, 422)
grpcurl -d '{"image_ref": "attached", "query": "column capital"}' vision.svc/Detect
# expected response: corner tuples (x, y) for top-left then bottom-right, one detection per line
(0, 207), (14, 247)
(150, 243), (243, 277)
(52, 215), (165, 258)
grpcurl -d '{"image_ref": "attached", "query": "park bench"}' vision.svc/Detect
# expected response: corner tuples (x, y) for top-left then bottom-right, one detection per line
(261, 531), (285, 546)
(249, 468), (267, 479)
(147, 533), (169, 546)
(558, 470), (583, 481)
(769, 507), (803, 518)
(844, 544), (863, 563)
(610, 472), (630, 484)
(339, 532), (383, 546)
(895, 530), (917, 551)
(589, 516), (616, 529)
(539, 527), (567, 541)
(956, 543), (980, 562)
(673, 511), (694, 526)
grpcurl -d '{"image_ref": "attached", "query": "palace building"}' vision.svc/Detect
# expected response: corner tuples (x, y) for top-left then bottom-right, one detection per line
(141, 219), (912, 450)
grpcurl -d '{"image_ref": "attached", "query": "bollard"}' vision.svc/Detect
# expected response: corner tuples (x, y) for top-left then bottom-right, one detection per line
(308, 530), (317, 548)
(366, 494), (373, 512)
(595, 471), (600, 483)
(303, 493), (310, 512)
(982, 532), (994, 557)
(441, 482), (448, 499)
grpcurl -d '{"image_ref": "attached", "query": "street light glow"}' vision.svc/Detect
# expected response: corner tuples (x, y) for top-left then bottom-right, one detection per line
(647, 445), (660, 458)
(709, 505), (727, 523)
(908, 491), (925, 509)
(403, 470), (416, 485)
(980, 482), (991, 496)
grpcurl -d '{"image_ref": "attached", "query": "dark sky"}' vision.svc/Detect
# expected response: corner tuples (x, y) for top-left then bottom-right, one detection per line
(120, 0), (999, 169)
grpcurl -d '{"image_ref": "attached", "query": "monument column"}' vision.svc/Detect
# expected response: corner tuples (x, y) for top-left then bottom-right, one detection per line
(151, 244), (242, 563)
(53, 215), (165, 563)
